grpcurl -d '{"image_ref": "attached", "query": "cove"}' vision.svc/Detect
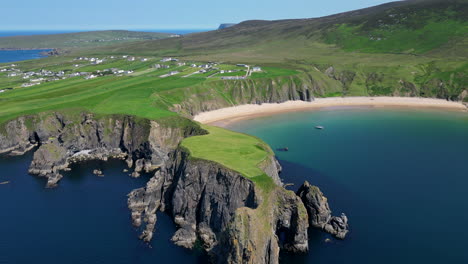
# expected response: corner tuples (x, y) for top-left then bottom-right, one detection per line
(0, 152), (207, 264)
(226, 107), (468, 264)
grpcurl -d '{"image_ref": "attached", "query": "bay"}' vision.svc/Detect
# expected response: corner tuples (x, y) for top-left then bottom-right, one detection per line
(226, 108), (468, 264)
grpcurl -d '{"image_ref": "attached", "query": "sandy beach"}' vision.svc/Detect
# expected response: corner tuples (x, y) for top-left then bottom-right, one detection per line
(194, 97), (467, 126)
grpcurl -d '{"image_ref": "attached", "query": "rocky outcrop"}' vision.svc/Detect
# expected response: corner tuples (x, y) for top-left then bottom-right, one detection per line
(0, 110), (347, 263)
(297, 181), (349, 239)
(0, 113), (206, 187)
(128, 147), (309, 263)
(220, 188), (309, 264)
(169, 75), (317, 117)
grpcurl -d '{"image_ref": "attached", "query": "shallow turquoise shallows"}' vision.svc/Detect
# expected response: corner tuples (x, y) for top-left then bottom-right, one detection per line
(226, 107), (468, 264)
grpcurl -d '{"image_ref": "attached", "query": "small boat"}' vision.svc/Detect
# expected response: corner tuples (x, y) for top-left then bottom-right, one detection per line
(0, 181), (10, 185)
(315, 126), (324, 130)
(277, 147), (289, 152)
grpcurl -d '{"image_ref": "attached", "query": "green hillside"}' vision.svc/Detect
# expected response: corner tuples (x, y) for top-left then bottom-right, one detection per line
(83, 0), (467, 59)
(0, 30), (174, 49)
(324, 0), (468, 54)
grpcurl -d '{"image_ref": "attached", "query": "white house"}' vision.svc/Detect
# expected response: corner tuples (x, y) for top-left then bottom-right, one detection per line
(252, 66), (262, 72)
(128, 57), (136, 61)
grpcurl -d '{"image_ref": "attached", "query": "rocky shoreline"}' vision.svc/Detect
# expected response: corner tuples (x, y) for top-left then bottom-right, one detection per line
(0, 111), (349, 263)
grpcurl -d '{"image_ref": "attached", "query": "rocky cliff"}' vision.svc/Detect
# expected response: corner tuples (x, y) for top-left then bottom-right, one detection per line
(0, 112), (206, 187)
(297, 181), (349, 239)
(0, 111), (349, 263)
(164, 64), (467, 118)
(128, 147), (309, 263)
(169, 75), (319, 117)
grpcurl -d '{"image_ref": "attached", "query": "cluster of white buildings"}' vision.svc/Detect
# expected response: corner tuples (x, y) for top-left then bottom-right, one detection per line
(161, 57), (179, 62)
(75, 57), (105, 64)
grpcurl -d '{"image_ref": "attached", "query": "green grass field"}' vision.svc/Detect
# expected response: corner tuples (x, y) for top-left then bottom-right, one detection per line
(181, 125), (276, 192)
(181, 125), (271, 178)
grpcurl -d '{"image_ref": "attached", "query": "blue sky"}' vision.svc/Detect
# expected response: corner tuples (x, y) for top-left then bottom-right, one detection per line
(2, 0), (396, 30)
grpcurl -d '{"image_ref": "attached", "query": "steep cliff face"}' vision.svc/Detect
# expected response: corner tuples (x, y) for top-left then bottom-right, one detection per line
(169, 75), (318, 117)
(165, 64), (467, 118)
(128, 147), (309, 263)
(0, 113), (206, 187)
(220, 188), (308, 264)
(297, 181), (349, 239)
(1, 110), (348, 263)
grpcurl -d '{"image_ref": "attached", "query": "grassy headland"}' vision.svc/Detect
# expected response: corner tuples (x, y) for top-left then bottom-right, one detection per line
(0, 0), (466, 204)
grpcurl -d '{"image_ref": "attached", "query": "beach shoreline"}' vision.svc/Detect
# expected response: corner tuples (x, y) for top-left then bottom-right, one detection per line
(193, 97), (468, 127)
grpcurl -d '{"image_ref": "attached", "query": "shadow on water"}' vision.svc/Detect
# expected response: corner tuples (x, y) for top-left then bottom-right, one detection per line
(278, 159), (365, 264)
(0, 152), (209, 264)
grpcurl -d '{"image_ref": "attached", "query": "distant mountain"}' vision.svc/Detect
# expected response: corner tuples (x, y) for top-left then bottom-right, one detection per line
(0, 30), (173, 49)
(218, 23), (236, 30)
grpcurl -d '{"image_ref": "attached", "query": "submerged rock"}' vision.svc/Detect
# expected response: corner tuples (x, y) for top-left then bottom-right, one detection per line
(297, 181), (349, 239)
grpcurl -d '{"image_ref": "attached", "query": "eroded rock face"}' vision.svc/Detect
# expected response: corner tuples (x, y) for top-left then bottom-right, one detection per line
(128, 149), (259, 246)
(297, 181), (349, 239)
(170, 76), (317, 117)
(0, 113), (205, 187)
(296, 181), (332, 228)
(127, 148), (309, 264)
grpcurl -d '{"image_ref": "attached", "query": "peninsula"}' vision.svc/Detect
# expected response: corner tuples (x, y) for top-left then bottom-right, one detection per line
(0, 0), (467, 263)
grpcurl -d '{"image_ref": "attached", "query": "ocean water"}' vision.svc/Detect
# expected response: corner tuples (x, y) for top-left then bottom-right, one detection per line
(1, 108), (467, 264)
(0, 49), (52, 63)
(226, 108), (468, 264)
(0, 153), (207, 264)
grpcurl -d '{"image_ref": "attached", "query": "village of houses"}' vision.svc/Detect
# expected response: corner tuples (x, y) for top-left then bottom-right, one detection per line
(0, 55), (263, 93)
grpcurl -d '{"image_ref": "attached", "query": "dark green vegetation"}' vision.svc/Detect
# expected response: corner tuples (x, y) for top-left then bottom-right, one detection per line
(324, 0), (468, 54)
(0, 30), (173, 49)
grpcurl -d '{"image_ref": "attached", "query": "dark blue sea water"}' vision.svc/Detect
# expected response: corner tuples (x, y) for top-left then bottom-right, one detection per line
(226, 108), (468, 264)
(0, 154), (207, 264)
(1, 108), (467, 264)
(0, 49), (52, 63)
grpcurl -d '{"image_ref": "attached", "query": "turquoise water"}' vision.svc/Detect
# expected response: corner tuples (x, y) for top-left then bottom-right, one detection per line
(226, 108), (468, 264)
(1, 108), (467, 264)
